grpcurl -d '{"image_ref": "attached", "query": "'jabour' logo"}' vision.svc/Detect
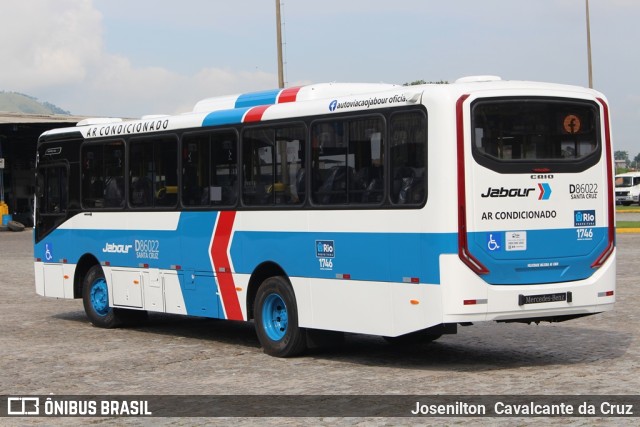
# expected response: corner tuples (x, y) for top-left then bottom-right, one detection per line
(102, 243), (133, 253)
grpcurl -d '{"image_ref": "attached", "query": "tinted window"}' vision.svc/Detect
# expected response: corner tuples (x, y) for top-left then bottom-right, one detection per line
(129, 136), (178, 208)
(311, 116), (385, 205)
(390, 111), (427, 205)
(242, 125), (306, 206)
(471, 98), (600, 172)
(182, 130), (238, 207)
(37, 165), (68, 214)
(81, 140), (125, 208)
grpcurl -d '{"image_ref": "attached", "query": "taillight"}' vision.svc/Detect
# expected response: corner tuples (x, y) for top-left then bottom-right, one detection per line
(456, 94), (489, 275)
(591, 98), (615, 269)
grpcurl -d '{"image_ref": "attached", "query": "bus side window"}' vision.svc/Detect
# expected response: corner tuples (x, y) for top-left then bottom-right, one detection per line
(104, 176), (124, 208)
(390, 111), (427, 205)
(130, 136), (178, 208)
(242, 125), (305, 206)
(311, 116), (385, 205)
(131, 176), (152, 207)
(37, 165), (68, 214)
(103, 143), (124, 208)
(182, 131), (238, 208)
(81, 141), (125, 209)
(81, 145), (104, 208)
(129, 141), (152, 208)
(211, 132), (238, 206)
(182, 134), (208, 206)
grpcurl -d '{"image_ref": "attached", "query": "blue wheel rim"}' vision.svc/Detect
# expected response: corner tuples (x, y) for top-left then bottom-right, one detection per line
(262, 293), (288, 341)
(90, 278), (109, 317)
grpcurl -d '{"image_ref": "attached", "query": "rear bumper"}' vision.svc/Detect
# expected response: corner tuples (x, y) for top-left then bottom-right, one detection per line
(440, 249), (616, 323)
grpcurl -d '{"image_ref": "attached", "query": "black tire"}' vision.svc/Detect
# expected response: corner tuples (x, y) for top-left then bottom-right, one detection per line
(8, 220), (25, 232)
(254, 276), (307, 357)
(82, 265), (122, 328)
(383, 330), (442, 346)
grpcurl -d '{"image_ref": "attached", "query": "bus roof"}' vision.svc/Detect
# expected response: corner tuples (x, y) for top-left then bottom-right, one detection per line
(38, 77), (605, 142)
(192, 82), (400, 113)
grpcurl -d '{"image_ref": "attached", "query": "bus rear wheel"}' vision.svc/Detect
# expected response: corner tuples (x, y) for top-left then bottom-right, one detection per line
(82, 265), (122, 328)
(254, 276), (307, 357)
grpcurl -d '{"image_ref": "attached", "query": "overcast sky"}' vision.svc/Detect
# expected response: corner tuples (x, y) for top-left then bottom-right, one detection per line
(1, 0), (638, 155)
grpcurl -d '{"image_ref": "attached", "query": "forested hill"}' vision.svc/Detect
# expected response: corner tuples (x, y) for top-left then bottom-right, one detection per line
(0, 91), (70, 115)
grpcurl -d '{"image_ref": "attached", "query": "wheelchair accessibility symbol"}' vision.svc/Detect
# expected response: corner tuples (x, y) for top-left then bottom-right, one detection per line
(486, 233), (502, 251)
(45, 243), (53, 261)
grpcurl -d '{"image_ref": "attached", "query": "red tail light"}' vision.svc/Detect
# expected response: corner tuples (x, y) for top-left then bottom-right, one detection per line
(456, 94), (489, 275)
(591, 98), (615, 269)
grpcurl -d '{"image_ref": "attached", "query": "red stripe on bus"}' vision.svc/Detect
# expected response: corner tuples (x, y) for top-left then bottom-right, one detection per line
(277, 86), (302, 103)
(244, 105), (270, 123)
(210, 211), (243, 320)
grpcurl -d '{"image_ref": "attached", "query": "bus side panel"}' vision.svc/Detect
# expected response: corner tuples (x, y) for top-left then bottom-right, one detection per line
(163, 271), (188, 315)
(40, 263), (65, 298)
(34, 242), (75, 300)
(290, 277), (444, 336)
(229, 230), (456, 286)
(225, 209), (459, 336)
(34, 212), (219, 318)
(141, 269), (164, 312)
(34, 262), (45, 296)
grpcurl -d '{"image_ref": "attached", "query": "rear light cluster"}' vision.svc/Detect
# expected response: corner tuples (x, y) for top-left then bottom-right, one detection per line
(591, 98), (615, 269)
(456, 95), (489, 275)
(463, 299), (488, 305)
(598, 290), (614, 297)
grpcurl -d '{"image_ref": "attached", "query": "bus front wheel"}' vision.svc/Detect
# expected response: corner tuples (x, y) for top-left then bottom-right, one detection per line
(254, 276), (307, 357)
(82, 265), (122, 328)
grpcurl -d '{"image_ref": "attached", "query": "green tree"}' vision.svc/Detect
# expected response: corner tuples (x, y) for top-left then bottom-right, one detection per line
(633, 152), (640, 170)
(615, 150), (629, 164)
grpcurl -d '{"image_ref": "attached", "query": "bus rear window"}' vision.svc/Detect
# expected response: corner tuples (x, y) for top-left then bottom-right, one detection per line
(471, 98), (600, 172)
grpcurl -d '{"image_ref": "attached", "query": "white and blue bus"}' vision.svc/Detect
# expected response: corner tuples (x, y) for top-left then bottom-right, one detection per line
(34, 76), (616, 357)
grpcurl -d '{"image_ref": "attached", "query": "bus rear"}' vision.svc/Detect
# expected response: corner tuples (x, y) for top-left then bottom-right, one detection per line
(448, 86), (615, 323)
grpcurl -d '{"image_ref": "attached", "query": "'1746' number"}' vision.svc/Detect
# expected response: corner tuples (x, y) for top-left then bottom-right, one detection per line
(576, 228), (593, 240)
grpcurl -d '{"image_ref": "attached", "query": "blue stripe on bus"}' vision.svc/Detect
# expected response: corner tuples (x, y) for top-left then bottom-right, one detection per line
(229, 231), (458, 284)
(35, 214), (605, 319)
(234, 89), (281, 108)
(202, 108), (251, 127)
(468, 227), (608, 284)
(35, 212), (223, 319)
(172, 211), (221, 317)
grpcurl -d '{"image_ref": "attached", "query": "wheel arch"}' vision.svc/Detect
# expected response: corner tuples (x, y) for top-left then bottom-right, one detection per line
(246, 261), (288, 320)
(74, 253), (101, 298)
